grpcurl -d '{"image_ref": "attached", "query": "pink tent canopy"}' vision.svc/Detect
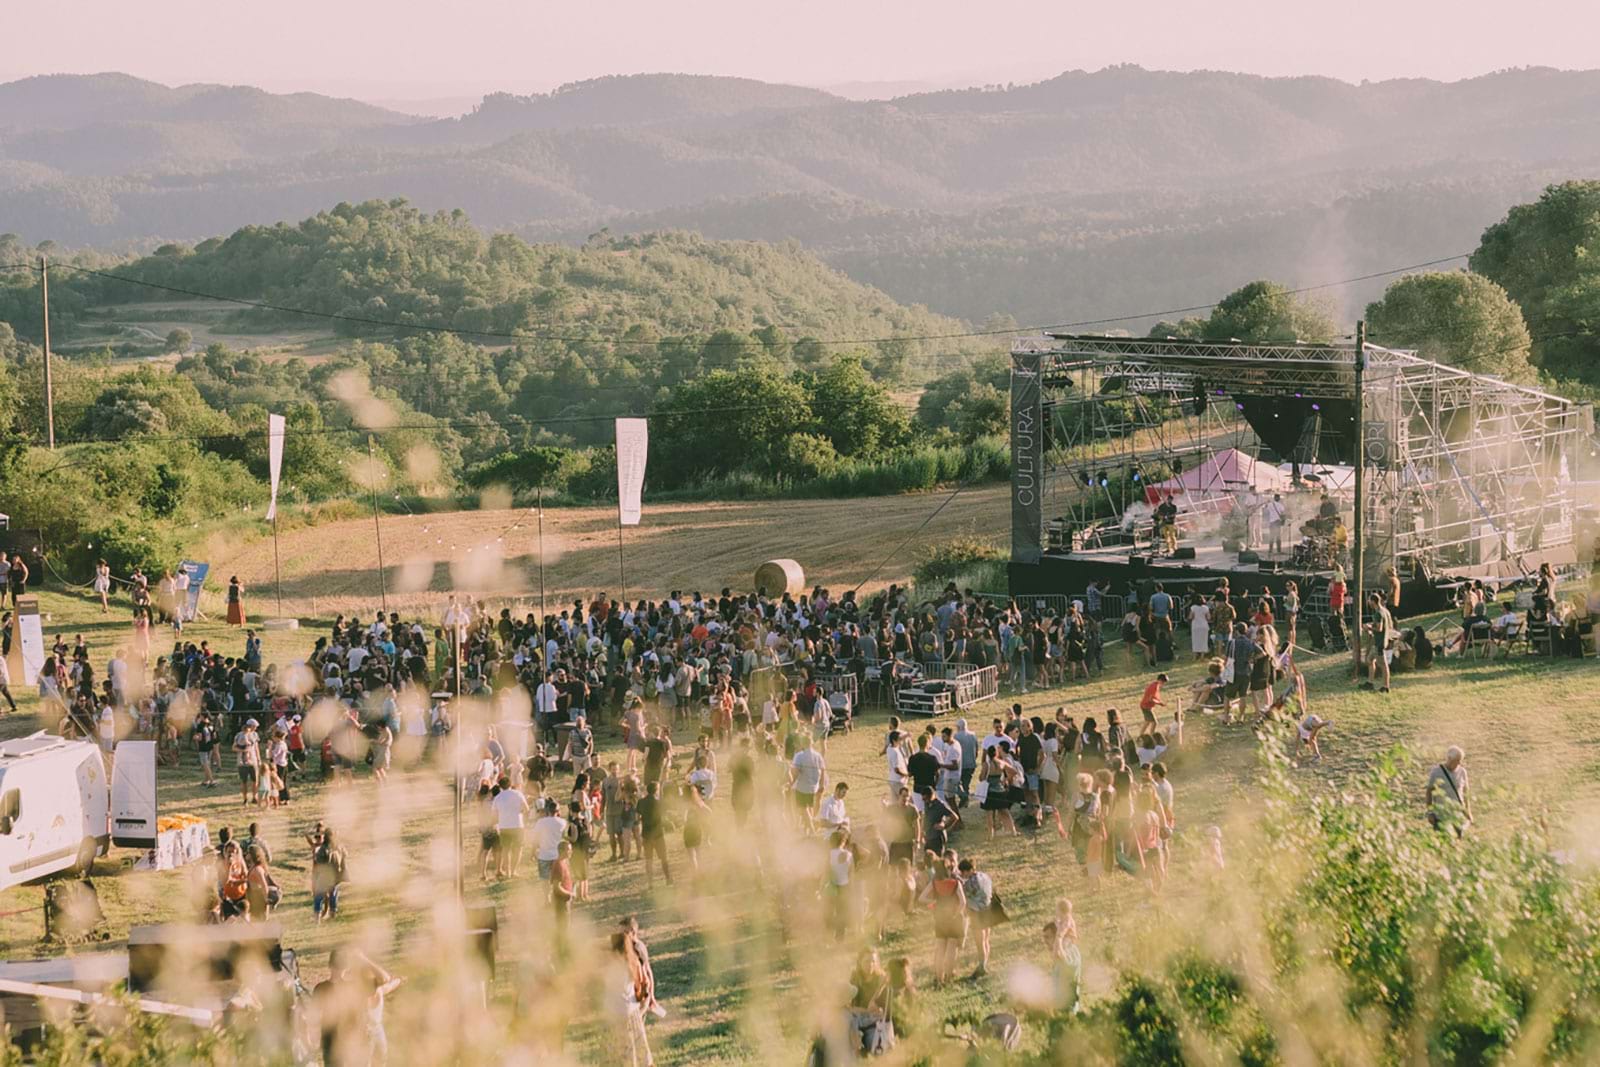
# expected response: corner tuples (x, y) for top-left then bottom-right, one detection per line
(1145, 448), (1291, 505)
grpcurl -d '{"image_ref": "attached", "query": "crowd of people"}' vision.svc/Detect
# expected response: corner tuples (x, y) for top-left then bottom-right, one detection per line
(14, 548), (1554, 1064)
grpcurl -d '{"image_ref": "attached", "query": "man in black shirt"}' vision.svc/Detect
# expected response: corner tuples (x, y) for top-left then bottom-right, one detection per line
(643, 726), (672, 790)
(919, 785), (960, 854)
(637, 782), (671, 887)
(906, 733), (942, 800)
(1017, 718), (1043, 812)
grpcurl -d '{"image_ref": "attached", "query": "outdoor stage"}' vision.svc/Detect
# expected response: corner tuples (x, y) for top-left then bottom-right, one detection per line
(1008, 540), (1446, 618)
(1004, 332), (1591, 620)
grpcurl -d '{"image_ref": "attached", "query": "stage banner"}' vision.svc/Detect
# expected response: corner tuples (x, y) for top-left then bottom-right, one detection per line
(179, 560), (209, 622)
(1010, 349), (1044, 564)
(15, 596), (44, 686)
(265, 412), (286, 521)
(615, 418), (649, 526)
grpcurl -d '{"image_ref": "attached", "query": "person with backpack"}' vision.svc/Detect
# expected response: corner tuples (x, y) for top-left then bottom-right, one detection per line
(311, 828), (348, 923)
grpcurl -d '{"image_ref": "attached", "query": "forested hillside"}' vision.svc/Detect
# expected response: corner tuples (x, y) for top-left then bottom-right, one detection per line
(7, 67), (1600, 325)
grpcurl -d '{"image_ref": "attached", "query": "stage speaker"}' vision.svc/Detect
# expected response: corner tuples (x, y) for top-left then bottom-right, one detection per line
(1170, 546), (1196, 560)
(1129, 554), (1151, 567)
(128, 922), (282, 993)
(1259, 560), (1282, 574)
(1238, 550), (1261, 564)
(1305, 614), (1328, 651)
(1363, 420), (1394, 470)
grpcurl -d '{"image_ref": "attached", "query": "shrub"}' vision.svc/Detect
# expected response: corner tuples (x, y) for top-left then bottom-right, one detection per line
(913, 536), (1006, 587)
(81, 516), (180, 578)
(773, 433), (840, 482)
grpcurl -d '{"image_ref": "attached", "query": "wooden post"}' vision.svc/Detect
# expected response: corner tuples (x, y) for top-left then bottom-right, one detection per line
(40, 256), (54, 450)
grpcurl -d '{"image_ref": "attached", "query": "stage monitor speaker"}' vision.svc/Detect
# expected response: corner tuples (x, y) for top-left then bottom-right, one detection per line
(1305, 614), (1328, 651)
(1363, 420), (1395, 470)
(1238, 550), (1261, 564)
(1128, 554), (1151, 567)
(128, 922), (282, 994)
(1170, 546), (1196, 560)
(1259, 559), (1282, 574)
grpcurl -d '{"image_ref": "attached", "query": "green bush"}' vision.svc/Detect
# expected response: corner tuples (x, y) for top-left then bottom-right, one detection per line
(81, 516), (180, 578)
(913, 536), (1006, 587)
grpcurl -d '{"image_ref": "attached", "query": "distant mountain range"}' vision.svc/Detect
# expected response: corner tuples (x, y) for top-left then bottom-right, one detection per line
(4, 67), (1600, 324)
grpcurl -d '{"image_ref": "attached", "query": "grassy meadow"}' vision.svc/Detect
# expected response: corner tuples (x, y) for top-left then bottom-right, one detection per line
(0, 567), (1595, 1064)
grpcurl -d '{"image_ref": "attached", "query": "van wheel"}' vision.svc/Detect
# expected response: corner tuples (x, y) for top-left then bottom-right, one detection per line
(73, 837), (98, 876)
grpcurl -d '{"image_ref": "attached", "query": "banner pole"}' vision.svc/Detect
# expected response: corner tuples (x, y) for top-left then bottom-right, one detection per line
(271, 514), (284, 618)
(367, 435), (389, 615)
(537, 485), (546, 620)
(616, 511), (627, 606)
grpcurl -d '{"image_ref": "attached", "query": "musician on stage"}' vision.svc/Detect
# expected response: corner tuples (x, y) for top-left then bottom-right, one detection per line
(1264, 493), (1288, 556)
(1155, 495), (1179, 555)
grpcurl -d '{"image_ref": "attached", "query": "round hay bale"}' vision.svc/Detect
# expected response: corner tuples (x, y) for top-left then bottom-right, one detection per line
(754, 558), (805, 597)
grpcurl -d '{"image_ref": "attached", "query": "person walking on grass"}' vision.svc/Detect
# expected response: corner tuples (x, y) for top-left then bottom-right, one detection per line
(1426, 746), (1472, 836)
(639, 780), (671, 888)
(790, 734), (826, 833)
(918, 850), (967, 987)
(960, 857), (1002, 979)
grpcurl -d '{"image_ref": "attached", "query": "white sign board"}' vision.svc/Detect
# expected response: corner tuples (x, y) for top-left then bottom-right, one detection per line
(614, 417), (649, 527)
(15, 597), (44, 687)
(111, 740), (158, 848)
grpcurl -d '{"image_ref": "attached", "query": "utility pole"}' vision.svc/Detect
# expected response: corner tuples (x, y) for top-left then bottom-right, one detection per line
(39, 256), (54, 450)
(367, 436), (389, 614)
(1351, 320), (1366, 677)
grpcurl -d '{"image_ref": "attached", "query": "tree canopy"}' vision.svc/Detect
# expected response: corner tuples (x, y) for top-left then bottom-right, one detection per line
(1364, 270), (1534, 381)
(1470, 180), (1600, 383)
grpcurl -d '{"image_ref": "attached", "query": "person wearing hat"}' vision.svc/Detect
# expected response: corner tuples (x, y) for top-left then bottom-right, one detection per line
(233, 717), (262, 805)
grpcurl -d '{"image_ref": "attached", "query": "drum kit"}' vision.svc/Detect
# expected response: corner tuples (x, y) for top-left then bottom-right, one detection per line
(1293, 519), (1340, 569)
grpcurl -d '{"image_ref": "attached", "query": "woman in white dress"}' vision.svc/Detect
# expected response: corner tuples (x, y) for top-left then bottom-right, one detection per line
(92, 559), (112, 613)
(1187, 593), (1211, 659)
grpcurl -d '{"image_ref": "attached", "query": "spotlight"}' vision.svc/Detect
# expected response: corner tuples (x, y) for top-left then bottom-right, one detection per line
(1096, 471), (1109, 488)
(1132, 471), (1142, 483)
(1311, 403), (1321, 412)
(1235, 402), (1245, 411)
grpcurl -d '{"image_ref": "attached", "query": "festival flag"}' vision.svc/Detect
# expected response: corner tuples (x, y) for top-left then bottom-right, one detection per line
(615, 417), (649, 526)
(265, 412), (286, 521)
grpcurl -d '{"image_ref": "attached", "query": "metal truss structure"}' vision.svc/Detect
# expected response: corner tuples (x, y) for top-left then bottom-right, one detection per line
(1010, 333), (1592, 578)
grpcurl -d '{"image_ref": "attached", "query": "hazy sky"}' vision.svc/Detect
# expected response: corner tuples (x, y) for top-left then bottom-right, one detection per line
(5, 0), (1597, 102)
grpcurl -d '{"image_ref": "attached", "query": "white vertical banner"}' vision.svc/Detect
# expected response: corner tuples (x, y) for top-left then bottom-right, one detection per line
(16, 596), (44, 687)
(265, 413), (286, 521)
(614, 417), (649, 526)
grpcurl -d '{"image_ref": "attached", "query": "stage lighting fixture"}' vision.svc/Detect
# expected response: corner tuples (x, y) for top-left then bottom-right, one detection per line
(1311, 403), (1321, 411)
(1132, 471), (1142, 482)
(1096, 471), (1108, 487)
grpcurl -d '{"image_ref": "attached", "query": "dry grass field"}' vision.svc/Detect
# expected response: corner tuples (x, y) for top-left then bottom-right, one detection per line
(211, 487), (1014, 620)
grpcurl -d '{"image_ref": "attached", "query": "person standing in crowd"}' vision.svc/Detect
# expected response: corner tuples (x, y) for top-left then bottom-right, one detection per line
(226, 576), (246, 627)
(1361, 592), (1395, 694)
(7, 553), (28, 607)
(314, 948), (403, 1067)
(790, 734), (827, 832)
(1426, 746), (1472, 836)
(491, 776), (530, 878)
(233, 717), (261, 805)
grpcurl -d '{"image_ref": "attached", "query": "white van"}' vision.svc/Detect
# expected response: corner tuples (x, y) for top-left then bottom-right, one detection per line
(0, 732), (111, 891)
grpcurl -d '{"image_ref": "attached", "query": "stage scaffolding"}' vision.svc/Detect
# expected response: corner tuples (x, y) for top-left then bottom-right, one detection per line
(1010, 333), (1591, 580)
